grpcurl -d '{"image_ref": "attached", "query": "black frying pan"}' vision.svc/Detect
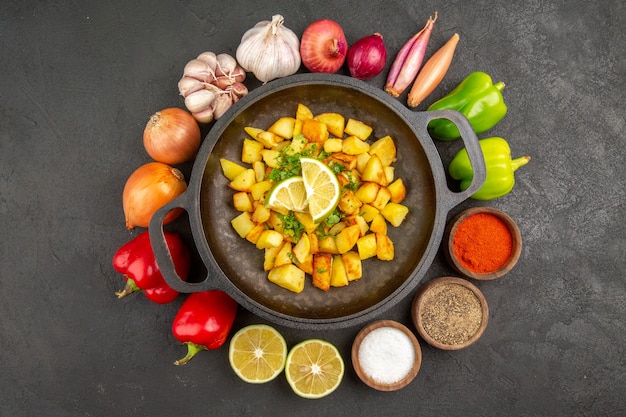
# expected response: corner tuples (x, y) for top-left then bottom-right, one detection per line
(149, 74), (486, 330)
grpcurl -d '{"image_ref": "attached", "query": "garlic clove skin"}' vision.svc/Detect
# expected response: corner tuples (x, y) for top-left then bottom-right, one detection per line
(184, 89), (216, 113)
(212, 94), (233, 119)
(204, 83), (223, 94)
(236, 14), (301, 83)
(184, 59), (216, 83)
(229, 82), (249, 100)
(192, 106), (214, 124)
(178, 76), (206, 97)
(213, 66), (246, 89)
(215, 53), (238, 77)
(196, 51), (218, 70)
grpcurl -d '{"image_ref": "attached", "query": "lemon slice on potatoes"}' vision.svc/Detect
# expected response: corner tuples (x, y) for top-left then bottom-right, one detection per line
(265, 176), (308, 212)
(300, 157), (340, 223)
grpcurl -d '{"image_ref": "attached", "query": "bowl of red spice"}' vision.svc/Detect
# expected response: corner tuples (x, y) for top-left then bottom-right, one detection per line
(444, 207), (522, 280)
(351, 320), (422, 391)
(411, 276), (489, 350)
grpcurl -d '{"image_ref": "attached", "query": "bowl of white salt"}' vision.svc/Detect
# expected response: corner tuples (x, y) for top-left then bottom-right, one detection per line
(351, 320), (422, 391)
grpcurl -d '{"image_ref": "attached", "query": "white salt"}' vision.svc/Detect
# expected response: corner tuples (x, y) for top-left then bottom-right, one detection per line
(358, 326), (415, 384)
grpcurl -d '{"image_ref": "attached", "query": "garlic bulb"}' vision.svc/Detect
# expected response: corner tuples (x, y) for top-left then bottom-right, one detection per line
(177, 51), (248, 123)
(236, 14), (301, 83)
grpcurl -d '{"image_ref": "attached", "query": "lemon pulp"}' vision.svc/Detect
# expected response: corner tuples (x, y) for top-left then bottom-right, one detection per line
(285, 338), (344, 399)
(265, 176), (308, 212)
(228, 324), (287, 384)
(300, 157), (340, 223)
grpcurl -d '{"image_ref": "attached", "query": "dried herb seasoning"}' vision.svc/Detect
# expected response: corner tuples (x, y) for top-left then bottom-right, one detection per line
(419, 282), (483, 346)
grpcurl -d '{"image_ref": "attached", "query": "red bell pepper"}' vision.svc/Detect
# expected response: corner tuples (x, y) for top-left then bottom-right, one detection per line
(113, 230), (190, 304)
(172, 290), (238, 365)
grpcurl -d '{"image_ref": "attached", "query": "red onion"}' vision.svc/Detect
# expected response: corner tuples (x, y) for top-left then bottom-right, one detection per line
(347, 33), (387, 80)
(300, 19), (348, 73)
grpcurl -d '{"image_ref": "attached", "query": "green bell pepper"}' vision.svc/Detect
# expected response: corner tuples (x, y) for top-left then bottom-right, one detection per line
(449, 137), (530, 200)
(427, 71), (507, 140)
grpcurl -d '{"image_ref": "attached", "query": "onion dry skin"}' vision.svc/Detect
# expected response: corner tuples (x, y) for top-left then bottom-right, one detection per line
(123, 162), (188, 229)
(143, 108), (201, 165)
(347, 33), (387, 80)
(300, 19), (348, 73)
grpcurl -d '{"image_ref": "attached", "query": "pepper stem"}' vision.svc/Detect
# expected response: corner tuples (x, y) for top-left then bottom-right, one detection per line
(115, 277), (140, 299)
(174, 342), (206, 366)
(494, 81), (506, 91)
(511, 155), (531, 172)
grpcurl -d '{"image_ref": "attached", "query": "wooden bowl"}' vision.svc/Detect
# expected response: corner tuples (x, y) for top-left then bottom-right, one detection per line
(411, 277), (489, 350)
(351, 320), (422, 391)
(444, 207), (522, 280)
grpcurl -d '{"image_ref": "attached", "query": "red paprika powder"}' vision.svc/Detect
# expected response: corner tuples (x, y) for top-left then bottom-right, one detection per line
(452, 212), (513, 273)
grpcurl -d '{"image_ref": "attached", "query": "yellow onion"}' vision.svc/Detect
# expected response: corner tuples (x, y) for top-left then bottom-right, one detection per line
(122, 162), (187, 229)
(143, 108), (201, 164)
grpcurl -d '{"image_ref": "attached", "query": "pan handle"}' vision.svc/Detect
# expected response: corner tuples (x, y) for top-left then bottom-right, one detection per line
(148, 192), (218, 293)
(419, 109), (486, 210)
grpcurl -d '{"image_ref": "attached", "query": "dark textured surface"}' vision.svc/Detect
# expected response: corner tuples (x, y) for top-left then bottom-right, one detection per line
(1, 1), (624, 416)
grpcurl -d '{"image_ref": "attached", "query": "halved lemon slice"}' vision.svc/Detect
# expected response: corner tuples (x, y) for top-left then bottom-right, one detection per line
(264, 176), (308, 212)
(285, 339), (345, 399)
(300, 157), (340, 223)
(228, 324), (288, 384)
